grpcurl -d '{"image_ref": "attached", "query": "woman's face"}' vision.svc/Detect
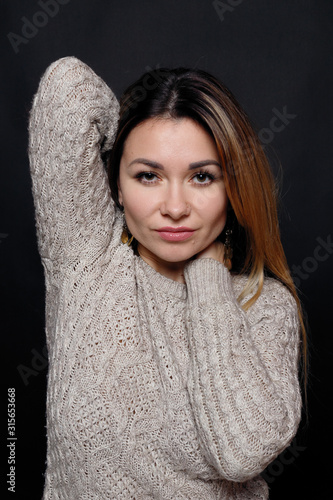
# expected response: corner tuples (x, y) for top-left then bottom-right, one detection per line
(118, 117), (228, 281)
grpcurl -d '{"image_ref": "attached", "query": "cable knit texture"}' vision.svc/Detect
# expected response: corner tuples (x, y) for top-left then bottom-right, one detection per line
(29, 57), (302, 499)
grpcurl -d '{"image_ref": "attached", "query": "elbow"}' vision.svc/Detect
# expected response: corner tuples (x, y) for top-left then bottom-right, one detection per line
(213, 412), (302, 483)
(214, 445), (288, 483)
(214, 447), (274, 483)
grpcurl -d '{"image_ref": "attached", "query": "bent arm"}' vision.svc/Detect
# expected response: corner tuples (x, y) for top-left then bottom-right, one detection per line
(29, 57), (119, 261)
(184, 258), (302, 482)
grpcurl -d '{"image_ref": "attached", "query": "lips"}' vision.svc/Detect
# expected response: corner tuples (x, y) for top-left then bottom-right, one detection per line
(156, 226), (195, 242)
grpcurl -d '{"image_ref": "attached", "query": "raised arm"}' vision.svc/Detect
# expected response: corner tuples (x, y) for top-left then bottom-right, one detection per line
(29, 57), (119, 262)
(183, 258), (302, 482)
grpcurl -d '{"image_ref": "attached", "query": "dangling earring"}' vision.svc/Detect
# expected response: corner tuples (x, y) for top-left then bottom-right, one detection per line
(223, 228), (233, 270)
(121, 211), (134, 246)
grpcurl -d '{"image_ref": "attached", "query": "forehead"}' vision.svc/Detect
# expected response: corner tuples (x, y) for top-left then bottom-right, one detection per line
(122, 117), (219, 165)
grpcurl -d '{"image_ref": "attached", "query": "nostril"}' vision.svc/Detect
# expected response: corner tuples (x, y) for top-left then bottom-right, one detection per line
(160, 202), (191, 219)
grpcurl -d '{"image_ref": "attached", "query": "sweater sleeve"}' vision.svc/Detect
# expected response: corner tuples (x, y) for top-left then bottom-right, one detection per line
(183, 258), (302, 482)
(28, 56), (119, 261)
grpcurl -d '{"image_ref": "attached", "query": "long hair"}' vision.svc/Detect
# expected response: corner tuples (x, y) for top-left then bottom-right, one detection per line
(107, 67), (307, 390)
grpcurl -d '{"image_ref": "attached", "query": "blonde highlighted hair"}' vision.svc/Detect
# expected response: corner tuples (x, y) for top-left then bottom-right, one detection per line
(107, 67), (307, 389)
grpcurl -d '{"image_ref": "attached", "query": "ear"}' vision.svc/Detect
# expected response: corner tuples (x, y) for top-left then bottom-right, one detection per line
(117, 178), (123, 206)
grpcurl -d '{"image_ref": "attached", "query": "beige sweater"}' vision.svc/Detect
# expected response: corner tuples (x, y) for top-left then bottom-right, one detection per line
(29, 57), (302, 499)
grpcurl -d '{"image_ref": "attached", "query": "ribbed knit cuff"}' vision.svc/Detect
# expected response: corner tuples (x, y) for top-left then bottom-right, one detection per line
(184, 258), (235, 305)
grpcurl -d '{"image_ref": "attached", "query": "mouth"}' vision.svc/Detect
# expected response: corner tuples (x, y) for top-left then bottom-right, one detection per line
(156, 226), (195, 242)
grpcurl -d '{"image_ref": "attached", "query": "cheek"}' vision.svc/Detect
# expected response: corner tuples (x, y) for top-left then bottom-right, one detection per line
(193, 186), (228, 220)
(122, 189), (155, 226)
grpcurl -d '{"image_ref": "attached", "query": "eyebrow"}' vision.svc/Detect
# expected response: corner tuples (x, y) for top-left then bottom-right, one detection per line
(127, 158), (222, 170)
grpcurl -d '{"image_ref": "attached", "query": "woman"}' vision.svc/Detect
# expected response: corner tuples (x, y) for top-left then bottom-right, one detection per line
(29, 57), (305, 499)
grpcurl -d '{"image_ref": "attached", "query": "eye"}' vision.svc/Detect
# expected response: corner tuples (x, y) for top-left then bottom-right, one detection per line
(136, 172), (159, 184)
(192, 171), (216, 185)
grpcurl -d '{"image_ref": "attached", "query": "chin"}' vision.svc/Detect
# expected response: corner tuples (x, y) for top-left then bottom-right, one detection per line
(138, 238), (204, 266)
(157, 249), (197, 265)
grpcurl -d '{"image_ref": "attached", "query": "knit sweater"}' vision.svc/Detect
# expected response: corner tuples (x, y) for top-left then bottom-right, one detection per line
(29, 57), (302, 500)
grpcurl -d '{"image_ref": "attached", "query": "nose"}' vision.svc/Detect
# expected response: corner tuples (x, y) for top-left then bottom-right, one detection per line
(159, 184), (191, 220)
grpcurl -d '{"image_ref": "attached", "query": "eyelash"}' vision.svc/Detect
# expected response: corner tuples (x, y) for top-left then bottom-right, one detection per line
(135, 170), (217, 186)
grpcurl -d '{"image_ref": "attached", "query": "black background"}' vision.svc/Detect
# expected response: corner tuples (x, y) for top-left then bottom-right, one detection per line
(1, 1), (332, 498)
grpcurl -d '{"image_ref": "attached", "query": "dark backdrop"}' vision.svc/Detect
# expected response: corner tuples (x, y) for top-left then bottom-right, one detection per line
(1, 1), (332, 498)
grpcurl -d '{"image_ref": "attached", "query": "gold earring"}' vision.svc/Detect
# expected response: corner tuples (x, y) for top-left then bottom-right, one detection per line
(121, 212), (134, 246)
(223, 228), (233, 270)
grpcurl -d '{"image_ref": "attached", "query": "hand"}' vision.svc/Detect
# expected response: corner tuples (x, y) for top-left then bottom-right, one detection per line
(195, 241), (225, 265)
